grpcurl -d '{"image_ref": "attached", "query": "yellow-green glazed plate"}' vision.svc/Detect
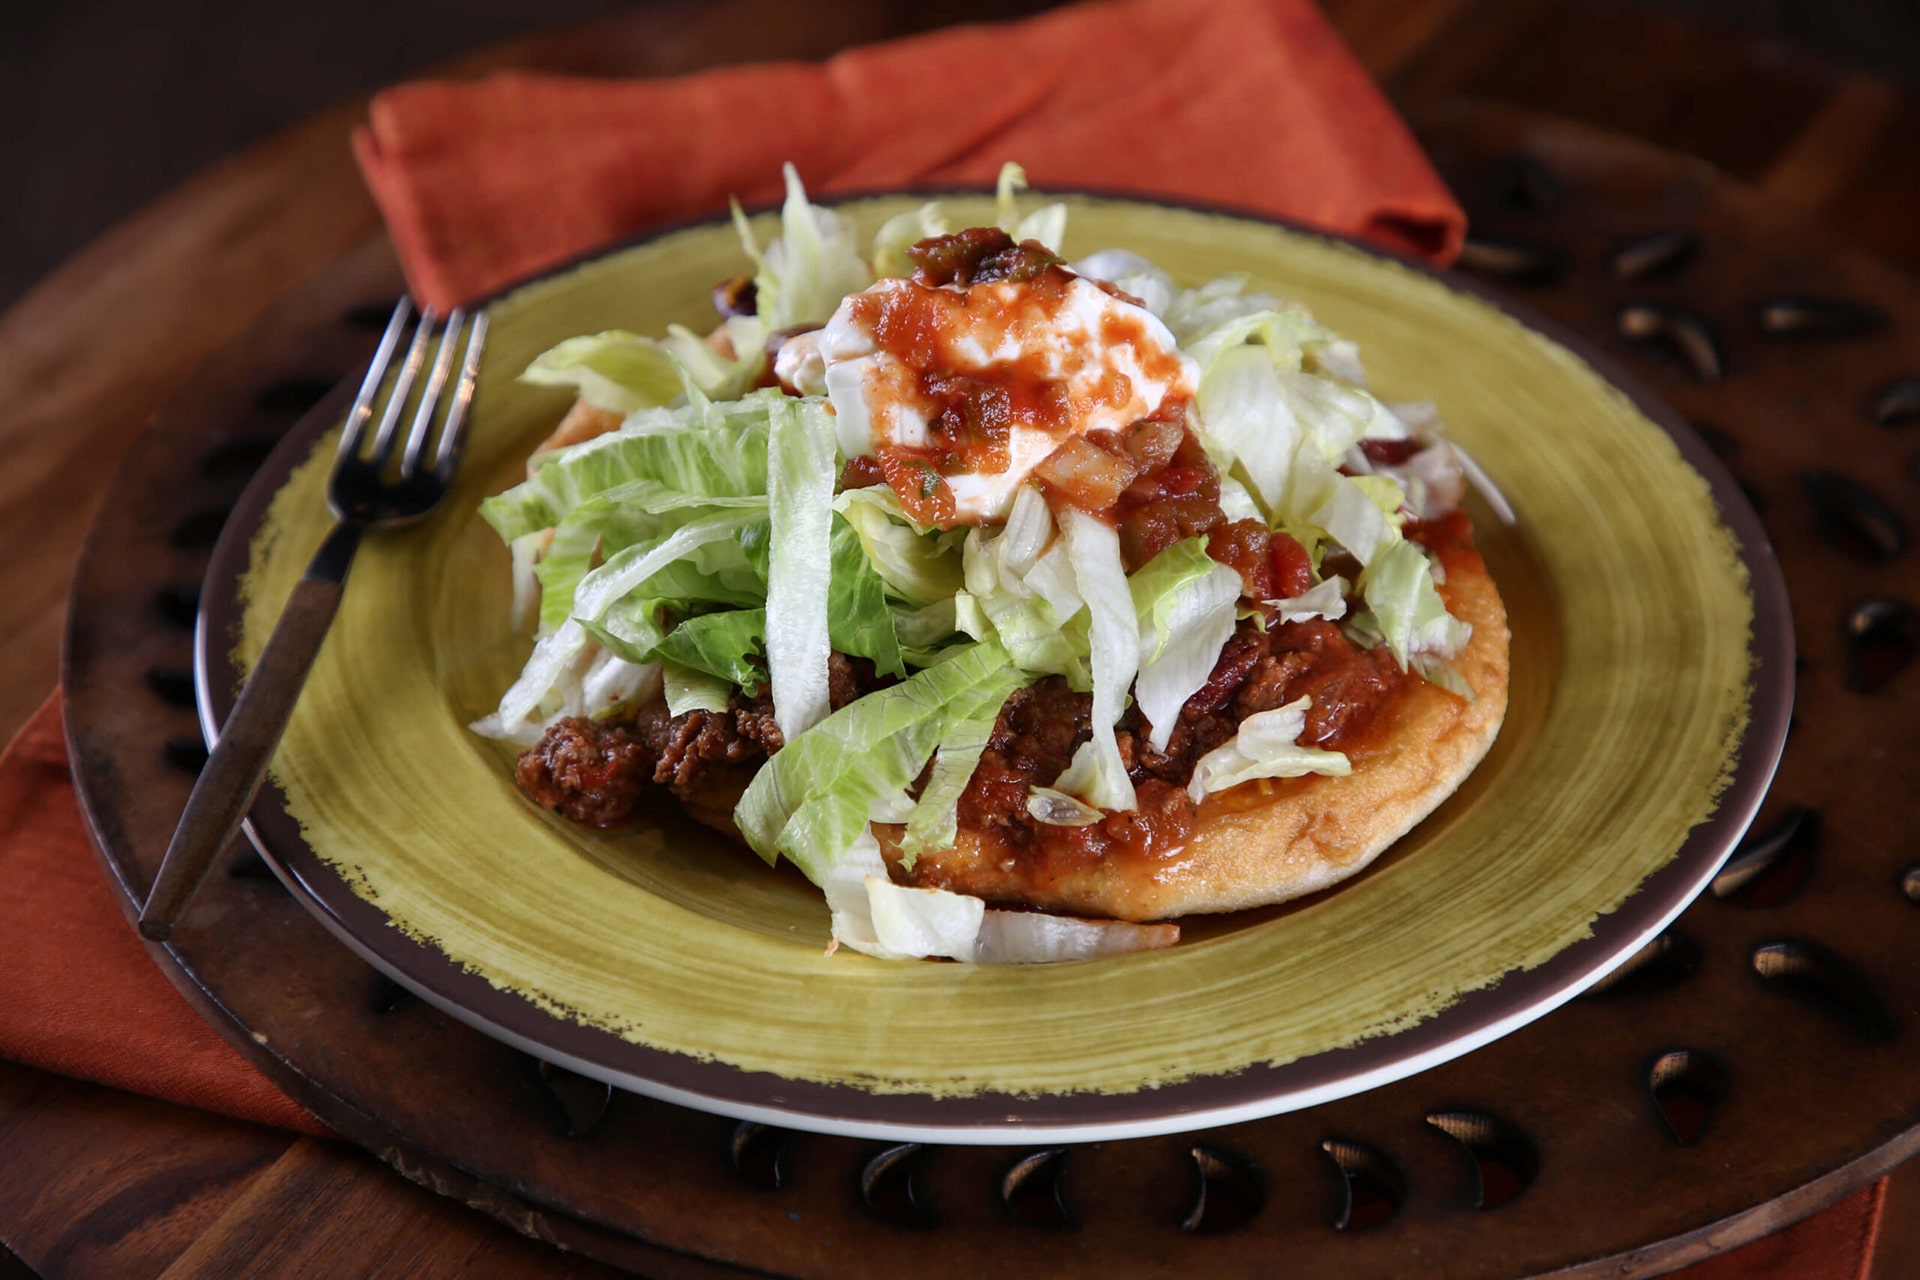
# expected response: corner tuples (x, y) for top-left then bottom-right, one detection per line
(197, 192), (1791, 1143)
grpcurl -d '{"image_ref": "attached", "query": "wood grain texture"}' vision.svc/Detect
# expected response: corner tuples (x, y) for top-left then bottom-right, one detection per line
(0, 1061), (285, 1278)
(154, 1140), (628, 1280)
(6, 0), (1920, 1276)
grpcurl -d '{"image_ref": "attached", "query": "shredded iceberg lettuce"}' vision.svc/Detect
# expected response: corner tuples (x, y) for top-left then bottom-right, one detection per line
(958, 487), (1091, 684)
(517, 331), (690, 414)
(1049, 509), (1139, 812)
(1130, 538), (1241, 753)
(735, 641), (1027, 873)
(995, 161), (1068, 251)
(663, 661), (732, 716)
(833, 486), (965, 606)
(1362, 539), (1474, 667)
(764, 397), (836, 739)
(1272, 574), (1349, 624)
(738, 164), (873, 333)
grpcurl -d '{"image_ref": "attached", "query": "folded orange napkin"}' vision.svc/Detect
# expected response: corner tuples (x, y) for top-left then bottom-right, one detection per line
(354, 0), (1467, 312)
(0, 694), (327, 1135)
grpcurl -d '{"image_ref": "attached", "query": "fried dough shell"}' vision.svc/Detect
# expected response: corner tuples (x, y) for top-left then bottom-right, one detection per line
(874, 533), (1511, 921)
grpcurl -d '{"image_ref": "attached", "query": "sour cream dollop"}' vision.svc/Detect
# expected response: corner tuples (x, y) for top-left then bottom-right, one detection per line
(813, 272), (1198, 522)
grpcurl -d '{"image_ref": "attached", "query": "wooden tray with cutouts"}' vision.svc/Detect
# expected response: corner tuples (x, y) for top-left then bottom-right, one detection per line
(63, 100), (1920, 1278)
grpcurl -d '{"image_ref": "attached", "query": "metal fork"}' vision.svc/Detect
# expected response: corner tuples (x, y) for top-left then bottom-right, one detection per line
(139, 299), (488, 942)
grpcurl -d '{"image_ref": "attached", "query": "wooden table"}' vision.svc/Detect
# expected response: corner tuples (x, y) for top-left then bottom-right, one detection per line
(4, 0), (1918, 1274)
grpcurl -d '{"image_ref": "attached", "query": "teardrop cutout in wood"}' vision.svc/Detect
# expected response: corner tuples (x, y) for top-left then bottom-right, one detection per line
(369, 972), (415, 1015)
(1712, 805), (1819, 906)
(255, 376), (337, 417)
(1482, 154), (1566, 214)
(170, 507), (232, 551)
(860, 1143), (937, 1229)
(1690, 421), (1740, 459)
(1800, 471), (1907, 563)
(163, 736), (209, 775)
(154, 584), (201, 629)
(533, 1058), (613, 1139)
(1756, 295), (1887, 339)
(226, 850), (279, 884)
(1182, 1145), (1265, 1234)
(1871, 379), (1920, 428)
(1844, 597), (1919, 694)
(1321, 1139), (1404, 1231)
(1648, 1050), (1729, 1147)
(342, 297), (405, 330)
(1607, 229), (1700, 281)
(202, 435), (277, 481)
(1903, 866), (1920, 906)
(1617, 303), (1723, 382)
(1751, 941), (1899, 1042)
(1457, 237), (1567, 286)
(144, 667), (196, 709)
(1581, 930), (1701, 999)
(1001, 1148), (1076, 1230)
(729, 1121), (792, 1191)
(1426, 1111), (1539, 1210)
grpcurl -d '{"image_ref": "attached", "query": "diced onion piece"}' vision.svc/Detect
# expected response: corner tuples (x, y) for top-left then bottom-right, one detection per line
(1027, 787), (1104, 827)
(1034, 436), (1142, 513)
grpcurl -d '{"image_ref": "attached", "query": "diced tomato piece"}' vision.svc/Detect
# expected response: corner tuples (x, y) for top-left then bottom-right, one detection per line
(877, 448), (958, 527)
(1269, 531), (1314, 598)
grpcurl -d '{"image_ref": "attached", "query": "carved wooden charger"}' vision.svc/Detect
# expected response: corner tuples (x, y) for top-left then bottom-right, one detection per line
(63, 101), (1920, 1278)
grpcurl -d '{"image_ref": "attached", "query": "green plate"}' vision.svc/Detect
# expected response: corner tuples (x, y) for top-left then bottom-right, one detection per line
(198, 192), (1789, 1143)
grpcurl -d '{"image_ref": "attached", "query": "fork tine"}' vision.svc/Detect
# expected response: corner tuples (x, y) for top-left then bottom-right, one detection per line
(400, 308), (467, 477)
(433, 310), (489, 473)
(365, 307), (438, 463)
(337, 298), (414, 461)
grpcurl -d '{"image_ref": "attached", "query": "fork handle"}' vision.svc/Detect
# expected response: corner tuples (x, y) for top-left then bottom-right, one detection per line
(139, 526), (361, 941)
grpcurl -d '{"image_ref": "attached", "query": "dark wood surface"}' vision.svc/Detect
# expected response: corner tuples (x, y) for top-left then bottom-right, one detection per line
(6, 0), (1920, 1276)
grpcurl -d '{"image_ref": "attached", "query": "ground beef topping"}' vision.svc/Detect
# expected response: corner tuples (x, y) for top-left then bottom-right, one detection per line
(517, 655), (887, 829)
(516, 719), (654, 829)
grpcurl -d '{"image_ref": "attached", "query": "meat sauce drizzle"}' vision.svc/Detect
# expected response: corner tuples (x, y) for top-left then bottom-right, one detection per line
(518, 230), (1453, 901)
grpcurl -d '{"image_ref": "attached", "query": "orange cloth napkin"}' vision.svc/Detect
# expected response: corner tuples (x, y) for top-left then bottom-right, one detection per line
(353, 0), (1467, 312)
(1680, 1180), (1885, 1280)
(0, 694), (327, 1135)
